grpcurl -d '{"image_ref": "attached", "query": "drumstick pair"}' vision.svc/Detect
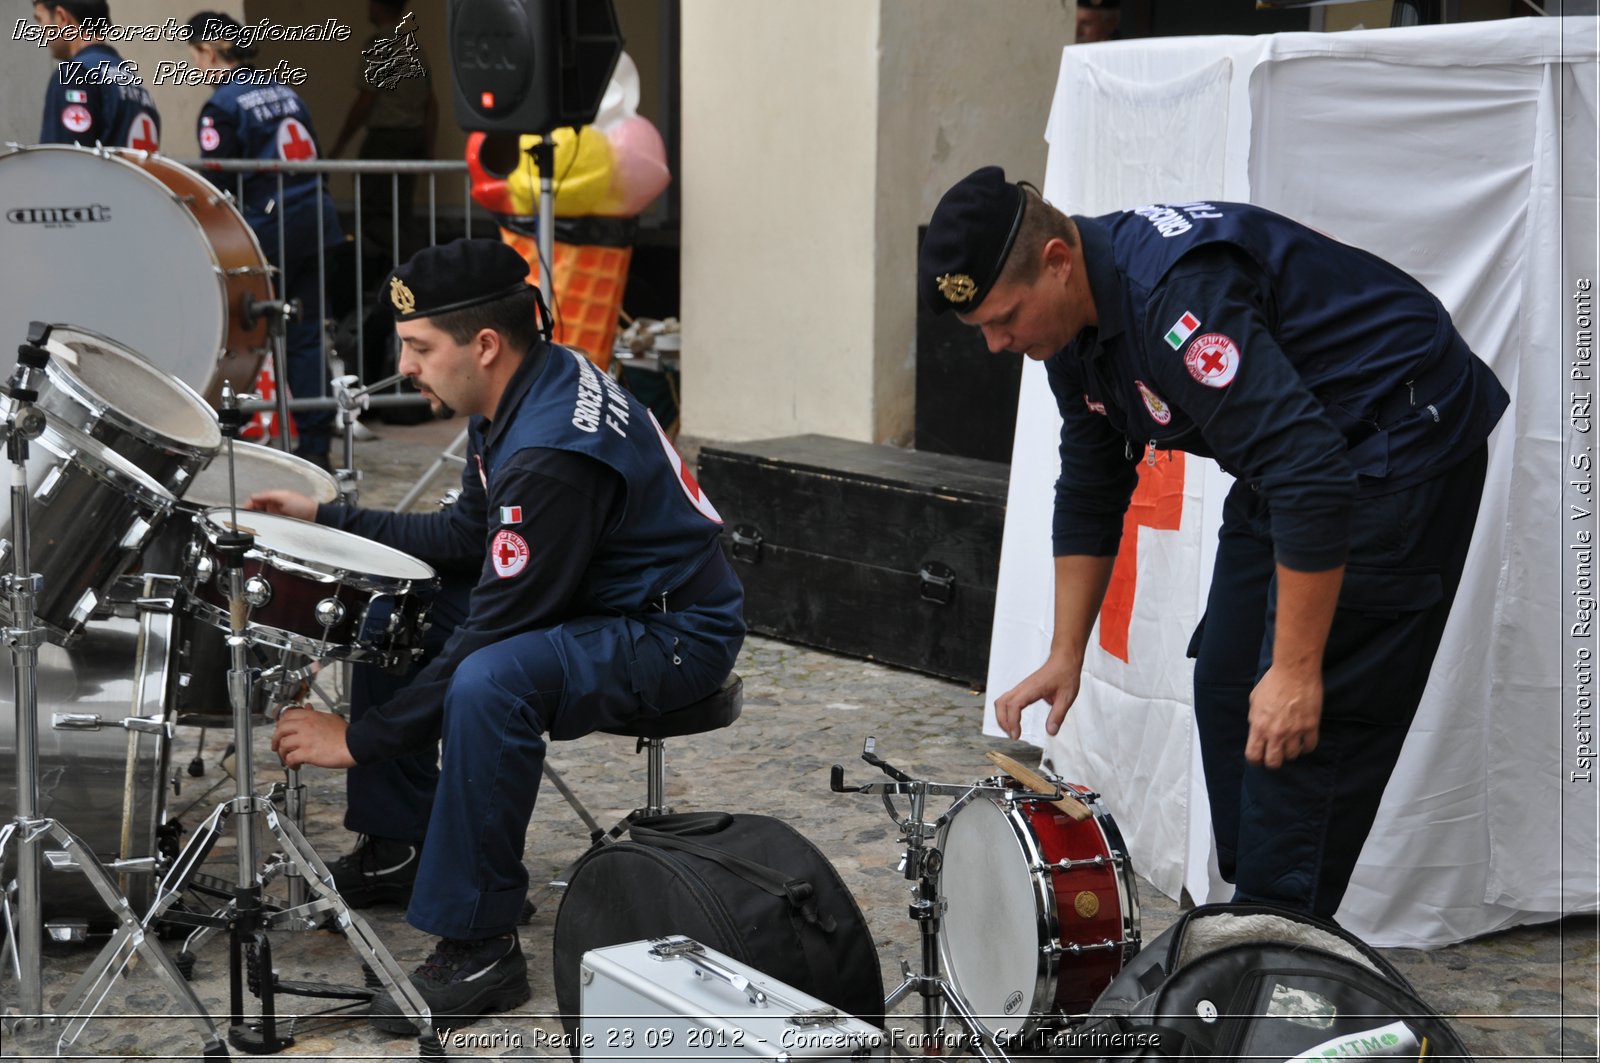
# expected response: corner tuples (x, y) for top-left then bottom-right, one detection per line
(986, 750), (1092, 821)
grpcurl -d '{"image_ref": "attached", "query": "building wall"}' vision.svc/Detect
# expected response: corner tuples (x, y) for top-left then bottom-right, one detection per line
(680, 0), (1073, 445)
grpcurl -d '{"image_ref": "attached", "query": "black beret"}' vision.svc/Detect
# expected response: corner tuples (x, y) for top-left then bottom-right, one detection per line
(918, 166), (1027, 316)
(386, 238), (532, 322)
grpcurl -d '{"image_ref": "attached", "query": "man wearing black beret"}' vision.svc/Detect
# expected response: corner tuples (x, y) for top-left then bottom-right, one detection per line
(259, 237), (746, 1027)
(921, 167), (1507, 918)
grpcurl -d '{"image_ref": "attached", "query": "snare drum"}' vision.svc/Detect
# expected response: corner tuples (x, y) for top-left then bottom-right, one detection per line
(35, 324), (220, 494)
(0, 419), (174, 641)
(184, 509), (436, 671)
(937, 776), (1140, 1037)
(0, 145), (272, 406)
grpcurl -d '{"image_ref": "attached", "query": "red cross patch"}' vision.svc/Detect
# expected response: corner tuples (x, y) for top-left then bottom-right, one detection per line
(61, 104), (92, 134)
(127, 112), (158, 152)
(200, 126), (221, 152)
(276, 117), (317, 161)
(1184, 333), (1240, 388)
(491, 529), (529, 578)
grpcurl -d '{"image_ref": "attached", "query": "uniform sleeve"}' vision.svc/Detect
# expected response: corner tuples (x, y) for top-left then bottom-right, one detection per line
(343, 446), (622, 763)
(195, 99), (243, 191)
(1045, 353), (1141, 557)
(1146, 246), (1355, 571)
(39, 66), (106, 144)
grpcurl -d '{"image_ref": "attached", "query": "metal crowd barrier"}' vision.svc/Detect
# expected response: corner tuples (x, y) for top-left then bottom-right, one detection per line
(175, 157), (491, 422)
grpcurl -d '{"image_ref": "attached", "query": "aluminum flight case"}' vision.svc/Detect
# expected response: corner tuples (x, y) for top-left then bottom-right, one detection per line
(579, 936), (887, 1061)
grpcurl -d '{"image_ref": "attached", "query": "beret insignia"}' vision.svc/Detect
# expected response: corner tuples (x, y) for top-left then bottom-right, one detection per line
(937, 273), (978, 304)
(390, 275), (416, 315)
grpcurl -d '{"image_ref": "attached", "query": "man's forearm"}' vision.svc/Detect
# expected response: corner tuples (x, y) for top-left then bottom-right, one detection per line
(1271, 564), (1344, 676)
(1051, 554), (1118, 662)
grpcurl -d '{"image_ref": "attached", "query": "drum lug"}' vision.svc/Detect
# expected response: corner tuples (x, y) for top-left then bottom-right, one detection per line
(244, 575), (273, 608)
(52, 712), (104, 731)
(34, 464), (65, 504)
(119, 517), (157, 551)
(315, 597), (346, 629)
(1036, 854), (1109, 873)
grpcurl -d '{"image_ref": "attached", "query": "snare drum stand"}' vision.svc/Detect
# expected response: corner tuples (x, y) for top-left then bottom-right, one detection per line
(0, 325), (227, 1056)
(833, 740), (1054, 1063)
(78, 387), (443, 1057)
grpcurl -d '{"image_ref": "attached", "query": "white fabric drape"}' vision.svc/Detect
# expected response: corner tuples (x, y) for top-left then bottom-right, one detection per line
(986, 18), (1599, 947)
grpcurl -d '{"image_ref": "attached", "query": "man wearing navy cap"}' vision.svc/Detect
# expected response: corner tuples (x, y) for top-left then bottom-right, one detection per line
(920, 167), (1507, 918)
(259, 237), (745, 1028)
(33, 1), (161, 149)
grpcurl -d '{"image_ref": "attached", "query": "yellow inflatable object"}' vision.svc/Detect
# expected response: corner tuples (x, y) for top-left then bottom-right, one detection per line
(506, 127), (617, 217)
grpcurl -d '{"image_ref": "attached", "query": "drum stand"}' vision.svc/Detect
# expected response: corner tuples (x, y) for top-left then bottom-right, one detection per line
(832, 739), (1060, 1062)
(0, 326), (228, 1056)
(64, 388), (444, 1058)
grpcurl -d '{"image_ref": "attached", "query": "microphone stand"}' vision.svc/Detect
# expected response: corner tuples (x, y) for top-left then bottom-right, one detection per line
(0, 322), (226, 1057)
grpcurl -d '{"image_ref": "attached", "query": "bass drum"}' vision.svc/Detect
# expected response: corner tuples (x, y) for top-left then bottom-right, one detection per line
(0, 607), (178, 927)
(0, 144), (272, 407)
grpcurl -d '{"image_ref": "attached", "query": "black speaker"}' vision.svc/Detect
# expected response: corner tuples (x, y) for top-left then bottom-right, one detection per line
(447, 0), (623, 134)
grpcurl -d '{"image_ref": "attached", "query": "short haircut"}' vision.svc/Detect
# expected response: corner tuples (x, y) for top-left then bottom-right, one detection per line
(998, 186), (1078, 286)
(185, 10), (257, 61)
(37, 1), (110, 23)
(427, 286), (546, 354)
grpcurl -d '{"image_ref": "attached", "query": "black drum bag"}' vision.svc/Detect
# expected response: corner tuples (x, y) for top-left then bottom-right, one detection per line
(552, 812), (884, 1047)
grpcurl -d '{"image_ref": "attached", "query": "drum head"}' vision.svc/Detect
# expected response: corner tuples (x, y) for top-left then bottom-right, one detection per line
(0, 146), (229, 398)
(43, 324), (221, 451)
(939, 796), (1052, 1033)
(186, 443), (340, 510)
(205, 508), (434, 582)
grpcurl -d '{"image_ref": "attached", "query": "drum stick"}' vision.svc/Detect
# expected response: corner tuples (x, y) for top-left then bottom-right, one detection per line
(986, 750), (1092, 821)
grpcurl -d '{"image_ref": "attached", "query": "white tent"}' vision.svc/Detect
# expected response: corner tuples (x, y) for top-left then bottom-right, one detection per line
(985, 18), (1599, 948)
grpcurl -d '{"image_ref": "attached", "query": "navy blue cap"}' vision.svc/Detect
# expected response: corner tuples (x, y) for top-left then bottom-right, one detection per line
(386, 238), (532, 322)
(919, 166), (1028, 315)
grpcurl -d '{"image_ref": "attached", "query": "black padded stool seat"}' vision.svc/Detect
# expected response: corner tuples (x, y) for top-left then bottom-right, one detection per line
(601, 674), (743, 740)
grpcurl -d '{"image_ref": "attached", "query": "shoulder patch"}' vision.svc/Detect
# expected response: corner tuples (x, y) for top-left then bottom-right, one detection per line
(1184, 333), (1240, 388)
(1164, 311), (1200, 350)
(490, 529), (529, 578)
(61, 104), (92, 134)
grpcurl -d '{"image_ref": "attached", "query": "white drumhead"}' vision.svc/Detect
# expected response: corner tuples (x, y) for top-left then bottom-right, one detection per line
(939, 797), (1048, 1032)
(205, 508), (434, 582)
(0, 146), (227, 396)
(186, 443), (339, 510)
(43, 325), (220, 450)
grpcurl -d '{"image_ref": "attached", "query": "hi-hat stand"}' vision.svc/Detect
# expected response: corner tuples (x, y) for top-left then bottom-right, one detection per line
(0, 322), (227, 1056)
(60, 385), (443, 1058)
(831, 739), (1062, 1062)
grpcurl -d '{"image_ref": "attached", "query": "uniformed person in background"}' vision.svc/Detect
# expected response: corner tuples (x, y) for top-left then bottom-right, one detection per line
(256, 238), (745, 1029)
(1076, 0), (1121, 43)
(920, 167), (1507, 919)
(187, 11), (343, 468)
(33, 0), (161, 149)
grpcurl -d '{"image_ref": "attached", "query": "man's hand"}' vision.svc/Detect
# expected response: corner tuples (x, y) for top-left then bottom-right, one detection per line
(1245, 663), (1322, 769)
(272, 707), (356, 769)
(247, 489), (318, 520)
(994, 653), (1084, 740)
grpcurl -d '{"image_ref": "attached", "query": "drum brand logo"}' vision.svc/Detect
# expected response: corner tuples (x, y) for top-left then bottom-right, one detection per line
(7, 204), (112, 225)
(1003, 990), (1024, 1015)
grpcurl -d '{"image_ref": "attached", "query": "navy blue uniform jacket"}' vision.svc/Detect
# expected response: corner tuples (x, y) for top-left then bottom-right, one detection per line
(39, 42), (160, 148)
(1047, 202), (1508, 571)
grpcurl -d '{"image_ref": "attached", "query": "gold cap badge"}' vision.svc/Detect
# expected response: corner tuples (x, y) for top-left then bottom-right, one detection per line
(389, 275), (416, 315)
(937, 273), (978, 304)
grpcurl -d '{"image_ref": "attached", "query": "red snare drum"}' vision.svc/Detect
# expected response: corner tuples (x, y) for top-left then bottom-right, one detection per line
(936, 776), (1140, 1038)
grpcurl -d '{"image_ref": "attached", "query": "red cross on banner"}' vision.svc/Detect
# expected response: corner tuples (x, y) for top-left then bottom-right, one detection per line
(1099, 452), (1185, 662)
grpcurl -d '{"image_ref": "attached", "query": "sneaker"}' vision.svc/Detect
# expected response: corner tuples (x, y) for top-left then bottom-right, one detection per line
(329, 835), (420, 908)
(368, 933), (531, 1034)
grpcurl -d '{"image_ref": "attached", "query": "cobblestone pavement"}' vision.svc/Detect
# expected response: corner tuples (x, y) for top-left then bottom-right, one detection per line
(2, 417), (1596, 1061)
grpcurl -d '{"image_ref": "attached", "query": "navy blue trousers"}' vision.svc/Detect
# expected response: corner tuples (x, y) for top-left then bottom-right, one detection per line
(1189, 445), (1487, 918)
(407, 584), (744, 939)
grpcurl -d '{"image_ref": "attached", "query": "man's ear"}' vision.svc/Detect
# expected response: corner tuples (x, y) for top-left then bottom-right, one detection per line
(475, 327), (503, 367)
(1042, 236), (1074, 281)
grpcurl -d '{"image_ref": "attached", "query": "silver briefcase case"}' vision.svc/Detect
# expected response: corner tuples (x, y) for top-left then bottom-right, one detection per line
(579, 936), (887, 1061)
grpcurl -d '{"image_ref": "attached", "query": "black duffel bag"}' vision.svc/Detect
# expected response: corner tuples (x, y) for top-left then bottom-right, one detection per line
(552, 812), (884, 1051)
(1056, 903), (1475, 1061)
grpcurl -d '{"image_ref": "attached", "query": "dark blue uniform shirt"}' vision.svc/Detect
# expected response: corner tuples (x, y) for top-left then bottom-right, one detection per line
(39, 42), (160, 148)
(319, 341), (730, 762)
(1046, 202), (1509, 571)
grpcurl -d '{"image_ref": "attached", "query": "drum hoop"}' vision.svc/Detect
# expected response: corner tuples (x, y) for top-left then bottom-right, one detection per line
(937, 791), (1062, 1035)
(198, 508), (435, 588)
(41, 325), (222, 455)
(36, 422), (176, 512)
(186, 596), (398, 668)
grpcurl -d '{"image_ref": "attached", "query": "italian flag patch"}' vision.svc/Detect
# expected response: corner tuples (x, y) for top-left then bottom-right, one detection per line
(1164, 311), (1201, 350)
(499, 505), (522, 524)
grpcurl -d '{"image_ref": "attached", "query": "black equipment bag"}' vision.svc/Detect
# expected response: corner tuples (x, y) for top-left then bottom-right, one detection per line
(1059, 903), (1475, 1061)
(552, 812), (884, 1048)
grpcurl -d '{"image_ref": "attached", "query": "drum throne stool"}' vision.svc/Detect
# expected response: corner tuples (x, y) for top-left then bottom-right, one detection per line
(541, 672), (743, 893)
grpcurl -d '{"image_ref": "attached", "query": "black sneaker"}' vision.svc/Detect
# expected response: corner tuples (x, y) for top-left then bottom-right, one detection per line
(368, 933), (531, 1034)
(329, 835), (420, 908)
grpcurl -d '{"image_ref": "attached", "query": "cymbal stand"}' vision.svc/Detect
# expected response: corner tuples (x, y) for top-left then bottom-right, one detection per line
(0, 323), (227, 1056)
(62, 386), (443, 1057)
(332, 370), (406, 505)
(831, 738), (1060, 1062)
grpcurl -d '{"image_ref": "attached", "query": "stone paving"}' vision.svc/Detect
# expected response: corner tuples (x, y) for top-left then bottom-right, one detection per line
(2, 416), (1596, 1061)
